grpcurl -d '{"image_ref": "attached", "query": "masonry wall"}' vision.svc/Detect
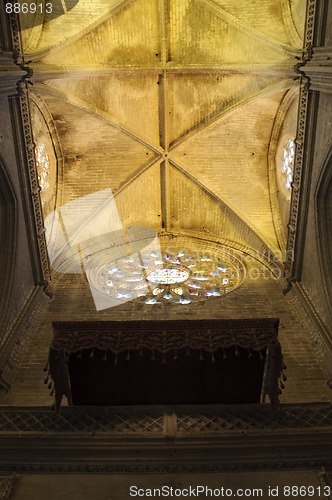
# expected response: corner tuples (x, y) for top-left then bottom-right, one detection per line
(299, 92), (332, 336)
(0, 97), (36, 339)
(3, 256), (331, 406)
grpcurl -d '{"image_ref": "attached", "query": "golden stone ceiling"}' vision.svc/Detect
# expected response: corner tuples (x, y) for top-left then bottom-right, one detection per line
(24, 0), (306, 268)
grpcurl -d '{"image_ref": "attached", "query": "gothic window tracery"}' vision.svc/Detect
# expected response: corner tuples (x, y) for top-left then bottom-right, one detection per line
(281, 139), (295, 191)
(92, 248), (242, 305)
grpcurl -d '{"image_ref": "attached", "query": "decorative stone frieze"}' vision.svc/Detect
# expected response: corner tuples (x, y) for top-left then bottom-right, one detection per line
(4, 12), (51, 289)
(284, 0), (319, 282)
(2, 404), (331, 433)
(0, 404), (332, 473)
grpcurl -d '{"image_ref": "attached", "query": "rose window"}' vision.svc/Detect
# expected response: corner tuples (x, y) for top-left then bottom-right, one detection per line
(88, 247), (244, 305)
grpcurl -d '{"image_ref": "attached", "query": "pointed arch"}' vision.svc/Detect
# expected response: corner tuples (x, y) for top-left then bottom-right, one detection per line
(0, 157), (18, 338)
(316, 145), (332, 311)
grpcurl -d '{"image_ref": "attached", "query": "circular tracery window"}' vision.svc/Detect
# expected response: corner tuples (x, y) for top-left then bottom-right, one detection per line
(281, 139), (295, 191)
(87, 246), (245, 305)
(147, 268), (189, 284)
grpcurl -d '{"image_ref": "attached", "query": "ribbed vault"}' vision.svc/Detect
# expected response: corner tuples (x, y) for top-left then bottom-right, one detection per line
(24, 0), (306, 270)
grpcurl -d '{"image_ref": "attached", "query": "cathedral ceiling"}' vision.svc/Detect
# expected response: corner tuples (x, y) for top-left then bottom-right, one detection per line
(24, 0), (306, 266)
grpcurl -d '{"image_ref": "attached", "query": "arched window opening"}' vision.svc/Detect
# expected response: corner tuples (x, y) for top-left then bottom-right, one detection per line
(281, 139), (296, 191)
(35, 143), (51, 194)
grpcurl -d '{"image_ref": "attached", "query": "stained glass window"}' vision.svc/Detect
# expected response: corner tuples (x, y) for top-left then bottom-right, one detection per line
(147, 268), (189, 284)
(35, 143), (50, 193)
(89, 247), (243, 305)
(281, 139), (295, 191)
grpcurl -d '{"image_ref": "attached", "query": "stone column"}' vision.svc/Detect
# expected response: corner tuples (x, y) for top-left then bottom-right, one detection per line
(305, 46), (332, 93)
(0, 51), (25, 97)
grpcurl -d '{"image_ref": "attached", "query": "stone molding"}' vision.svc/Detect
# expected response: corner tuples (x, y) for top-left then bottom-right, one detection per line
(283, 0), (332, 377)
(9, 95), (51, 288)
(280, 0), (303, 47)
(0, 403), (331, 433)
(4, 11), (52, 291)
(0, 404), (332, 473)
(2, 461), (332, 474)
(284, 0), (321, 282)
(1, 402), (332, 473)
(268, 87), (299, 254)
(284, 0), (332, 282)
(284, 89), (319, 283)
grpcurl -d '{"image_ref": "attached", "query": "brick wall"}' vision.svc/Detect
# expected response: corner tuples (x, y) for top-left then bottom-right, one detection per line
(300, 93), (332, 332)
(3, 257), (331, 406)
(0, 99), (38, 339)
